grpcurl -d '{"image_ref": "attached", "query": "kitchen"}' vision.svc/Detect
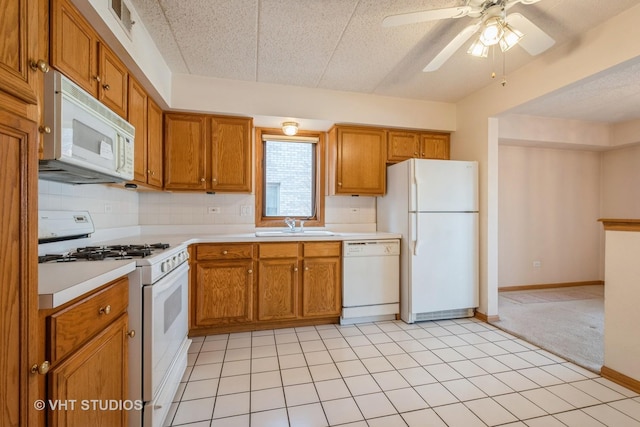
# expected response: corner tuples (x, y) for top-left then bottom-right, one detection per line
(3, 0), (640, 426)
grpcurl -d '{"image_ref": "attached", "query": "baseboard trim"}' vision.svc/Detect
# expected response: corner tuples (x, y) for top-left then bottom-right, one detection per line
(499, 280), (604, 292)
(475, 311), (500, 323)
(600, 365), (640, 393)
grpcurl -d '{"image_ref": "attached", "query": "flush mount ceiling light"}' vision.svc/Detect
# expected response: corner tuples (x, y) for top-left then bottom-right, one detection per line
(282, 121), (299, 136)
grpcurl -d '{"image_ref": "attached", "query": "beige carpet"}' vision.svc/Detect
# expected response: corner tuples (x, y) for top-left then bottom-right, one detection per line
(491, 285), (604, 373)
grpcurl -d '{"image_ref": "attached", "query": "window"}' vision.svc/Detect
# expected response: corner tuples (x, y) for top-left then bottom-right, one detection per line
(255, 128), (325, 227)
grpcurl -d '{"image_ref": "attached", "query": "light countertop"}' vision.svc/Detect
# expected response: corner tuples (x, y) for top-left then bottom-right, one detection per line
(38, 231), (401, 310)
(39, 260), (136, 309)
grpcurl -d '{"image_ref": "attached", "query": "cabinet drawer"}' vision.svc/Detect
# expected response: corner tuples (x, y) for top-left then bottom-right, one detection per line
(303, 242), (341, 258)
(49, 277), (128, 362)
(197, 244), (254, 260)
(259, 243), (299, 259)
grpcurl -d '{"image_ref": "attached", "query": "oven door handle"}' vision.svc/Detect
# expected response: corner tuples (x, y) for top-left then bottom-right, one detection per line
(151, 262), (189, 294)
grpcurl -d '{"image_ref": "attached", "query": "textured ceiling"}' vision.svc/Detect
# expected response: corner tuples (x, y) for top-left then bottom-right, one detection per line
(129, 0), (640, 123)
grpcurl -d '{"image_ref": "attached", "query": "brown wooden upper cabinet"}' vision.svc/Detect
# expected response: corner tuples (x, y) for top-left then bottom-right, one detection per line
(210, 116), (252, 192)
(328, 125), (386, 196)
(0, 0), (41, 105)
(387, 130), (450, 163)
(128, 78), (163, 189)
(51, 0), (128, 118)
(164, 113), (252, 193)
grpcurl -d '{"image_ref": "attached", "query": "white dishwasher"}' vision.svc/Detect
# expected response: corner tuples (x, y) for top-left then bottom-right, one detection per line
(341, 239), (400, 325)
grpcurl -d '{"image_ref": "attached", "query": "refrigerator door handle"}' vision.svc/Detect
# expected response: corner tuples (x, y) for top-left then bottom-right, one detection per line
(411, 164), (419, 212)
(411, 212), (420, 256)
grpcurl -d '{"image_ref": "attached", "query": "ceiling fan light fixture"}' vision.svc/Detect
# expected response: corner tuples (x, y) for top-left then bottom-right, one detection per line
(499, 23), (524, 52)
(282, 121), (299, 136)
(467, 38), (489, 57)
(479, 17), (504, 46)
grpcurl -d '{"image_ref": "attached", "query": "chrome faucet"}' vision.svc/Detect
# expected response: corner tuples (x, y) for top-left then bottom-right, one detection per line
(284, 217), (296, 232)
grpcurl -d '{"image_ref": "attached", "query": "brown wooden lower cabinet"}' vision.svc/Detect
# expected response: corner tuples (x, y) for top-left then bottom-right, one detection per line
(48, 314), (129, 427)
(193, 259), (255, 326)
(42, 277), (130, 427)
(190, 242), (342, 335)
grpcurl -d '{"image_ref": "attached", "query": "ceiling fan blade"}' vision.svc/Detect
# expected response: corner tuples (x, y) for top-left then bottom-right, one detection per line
(423, 23), (481, 72)
(382, 6), (472, 27)
(506, 0), (542, 7)
(507, 13), (555, 55)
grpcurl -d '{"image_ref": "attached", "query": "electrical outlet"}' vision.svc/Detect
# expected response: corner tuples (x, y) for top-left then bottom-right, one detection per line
(350, 207), (360, 213)
(533, 260), (542, 268)
(240, 205), (252, 216)
(208, 207), (221, 214)
(104, 203), (113, 213)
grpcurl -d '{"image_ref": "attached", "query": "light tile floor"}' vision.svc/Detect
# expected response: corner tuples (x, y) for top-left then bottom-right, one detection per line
(164, 318), (640, 426)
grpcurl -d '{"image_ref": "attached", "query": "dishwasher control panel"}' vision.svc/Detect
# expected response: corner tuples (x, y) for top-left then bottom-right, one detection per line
(343, 239), (400, 257)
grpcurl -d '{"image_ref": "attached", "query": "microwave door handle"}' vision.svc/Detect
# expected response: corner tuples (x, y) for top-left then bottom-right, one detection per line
(115, 134), (124, 172)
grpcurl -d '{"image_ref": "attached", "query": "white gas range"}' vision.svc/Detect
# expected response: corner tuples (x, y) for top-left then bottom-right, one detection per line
(38, 211), (190, 427)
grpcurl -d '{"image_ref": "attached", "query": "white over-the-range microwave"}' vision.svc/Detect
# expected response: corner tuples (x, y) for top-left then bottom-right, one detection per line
(39, 70), (135, 184)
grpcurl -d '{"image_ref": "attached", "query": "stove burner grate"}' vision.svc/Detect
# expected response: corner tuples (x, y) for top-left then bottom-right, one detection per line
(38, 243), (171, 263)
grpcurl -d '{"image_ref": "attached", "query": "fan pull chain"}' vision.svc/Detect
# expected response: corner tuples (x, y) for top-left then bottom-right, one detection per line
(491, 46), (496, 79)
(502, 50), (507, 86)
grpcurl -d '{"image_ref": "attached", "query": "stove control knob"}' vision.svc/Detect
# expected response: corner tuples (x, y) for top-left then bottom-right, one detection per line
(161, 261), (168, 273)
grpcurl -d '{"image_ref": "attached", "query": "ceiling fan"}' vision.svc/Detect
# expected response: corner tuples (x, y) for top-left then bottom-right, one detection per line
(383, 0), (555, 72)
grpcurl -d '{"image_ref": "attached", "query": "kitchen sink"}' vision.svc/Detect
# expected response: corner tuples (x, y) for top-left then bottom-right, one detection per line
(255, 230), (336, 237)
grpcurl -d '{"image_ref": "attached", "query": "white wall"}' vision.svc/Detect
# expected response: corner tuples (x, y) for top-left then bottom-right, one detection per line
(498, 146), (602, 287)
(601, 145), (640, 218)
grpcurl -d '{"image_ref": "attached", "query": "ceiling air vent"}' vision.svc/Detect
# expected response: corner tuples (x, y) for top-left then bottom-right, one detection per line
(109, 0), (134, 38)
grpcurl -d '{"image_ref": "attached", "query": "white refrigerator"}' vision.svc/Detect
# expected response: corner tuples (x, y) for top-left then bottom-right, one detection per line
(377, 158), (479, 323)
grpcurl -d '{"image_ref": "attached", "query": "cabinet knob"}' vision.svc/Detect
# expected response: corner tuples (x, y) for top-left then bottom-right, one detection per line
(248, 269), (253, 274)
(212, 178), (217, 183)
(414, 152), (418, 156)
(29, 59), (50, 73)
(99, 305), (112, 315)
(30, 361), (50, 375)
(102, 84), (110, 91)
(338, 182), (342, 186)
(93, 75), (101, 83)
(200, 178), (205, 182)
(222, 250), (228, 255)
(127, 330), (136, 338)
(39, 126), (51, 134)
(421, 153), (425, 156)
(147, 170), (155, 176)
(293, 267), (298, 272)
(304, 267), (309, 271)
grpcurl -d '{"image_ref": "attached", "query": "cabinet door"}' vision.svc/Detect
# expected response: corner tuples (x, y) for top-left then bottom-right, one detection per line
(0, 0), (39, 104)
(331, 126), (386, 196)
(98, 43), (128, 118)
(146, 98), (164, 188)
(302, 257), (341, 317)
(0, 109), (39, 427)
(210, 116), (252, 192)
(258, 259), (298, 321)
(128, 77), (148, 184)
(50, 0), (99, 96)
(420, 133), (450, 160)
(387, 131), (419, 163)
(48, 314), (128, 427)
(164, 113), (208, 190)
(193, 260), (255, 326)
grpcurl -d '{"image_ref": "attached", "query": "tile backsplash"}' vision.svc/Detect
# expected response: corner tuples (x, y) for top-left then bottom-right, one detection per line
(38, 180), (139, 229)
(38, 180), (377, 231)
